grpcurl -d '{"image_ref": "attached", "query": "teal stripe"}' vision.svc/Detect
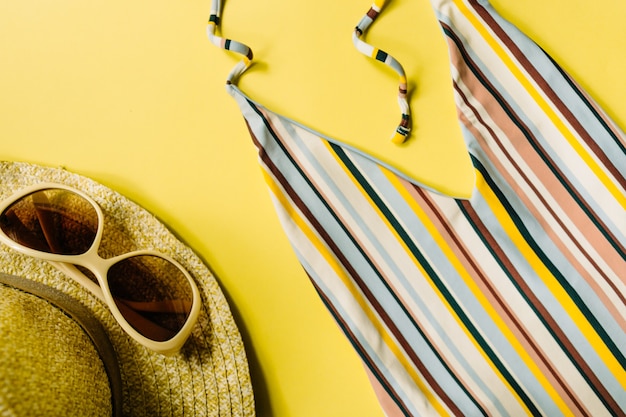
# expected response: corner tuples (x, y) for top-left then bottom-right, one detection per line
(444, 24), (626, 260)
(474, 153), (625, 368)
(295, 251), (417, 417)
(332, 142), (542, 416)
(466, 156), (623, 411)
(254, 106), (484, 413)
(467, 124), (626, 369)
(225, 1), (626, 414)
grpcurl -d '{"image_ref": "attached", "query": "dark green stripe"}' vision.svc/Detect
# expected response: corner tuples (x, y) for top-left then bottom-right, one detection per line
(247, 100), (485, 414)
(375, 49), (388, 63)
(330, 142), (504, 417)
(546, 51), (626, 155)
(442, 25), (625, 261)
(310, 276), (413, 417)
(472, 151), (624, 367)
(463, 155), (623, 412)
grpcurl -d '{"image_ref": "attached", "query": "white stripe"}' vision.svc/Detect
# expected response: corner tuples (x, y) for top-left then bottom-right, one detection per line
(454, 73), (626, 320)
(430, 190), (612, 414)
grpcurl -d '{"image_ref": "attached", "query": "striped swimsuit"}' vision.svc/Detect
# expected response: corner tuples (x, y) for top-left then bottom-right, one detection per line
(208, 0), (626, 415)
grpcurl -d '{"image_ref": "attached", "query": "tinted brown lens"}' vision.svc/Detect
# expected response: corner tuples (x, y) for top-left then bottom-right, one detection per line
(0, 189), (98, 255)
(107, 255), (193, 342)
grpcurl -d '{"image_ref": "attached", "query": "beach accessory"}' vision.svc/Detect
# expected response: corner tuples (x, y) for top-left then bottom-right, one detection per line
(0, 182), (201, 355)
(0, 272), (123, 416)
(0, 161), (255, 416)
(209, 0), (625, 415)
(352, 0), (411, 144)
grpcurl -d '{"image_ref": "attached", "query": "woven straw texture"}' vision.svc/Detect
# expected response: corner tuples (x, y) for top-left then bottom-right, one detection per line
(0, 161), (255, 416)
(0, 283), (112, 416)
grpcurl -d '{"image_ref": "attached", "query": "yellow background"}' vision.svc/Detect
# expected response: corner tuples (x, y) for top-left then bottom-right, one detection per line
(1, 0), (624, 415)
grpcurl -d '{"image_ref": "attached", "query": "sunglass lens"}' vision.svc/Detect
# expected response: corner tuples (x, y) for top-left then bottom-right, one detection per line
(107, 255), (194, 342)
(0, 189), (98, 255)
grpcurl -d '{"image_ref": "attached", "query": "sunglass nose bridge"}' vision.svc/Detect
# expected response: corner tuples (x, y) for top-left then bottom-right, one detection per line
(0, 183), (201, 352)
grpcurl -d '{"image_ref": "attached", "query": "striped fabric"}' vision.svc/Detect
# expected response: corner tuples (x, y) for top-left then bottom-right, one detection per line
(353, 0), (411, 144)
(206, 0), (253, 85)
(209, 0), (626, 415)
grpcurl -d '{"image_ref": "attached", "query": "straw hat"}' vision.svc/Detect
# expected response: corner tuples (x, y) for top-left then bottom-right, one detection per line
(0, 161), (255, 416)
(0, 271), (122, 416)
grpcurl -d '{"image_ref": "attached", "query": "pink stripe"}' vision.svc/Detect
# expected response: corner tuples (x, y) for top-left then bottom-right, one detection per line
(448, 38), (626, 327)
(363, 365), (408, 417)
(402, 179), (592, 416)
(254, 107), (465, 413)
(456, 89), (625, 331)
(470, 1), (626, 191)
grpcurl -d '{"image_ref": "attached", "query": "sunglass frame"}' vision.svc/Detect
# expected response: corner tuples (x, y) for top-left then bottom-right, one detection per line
(0, 182), (201, 355)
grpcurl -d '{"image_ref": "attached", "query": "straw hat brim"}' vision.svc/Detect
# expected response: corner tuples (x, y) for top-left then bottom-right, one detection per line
(0, 161), (255, 416)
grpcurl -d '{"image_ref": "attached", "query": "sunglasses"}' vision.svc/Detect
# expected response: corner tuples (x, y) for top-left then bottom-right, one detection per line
(0, 183), (201, 354)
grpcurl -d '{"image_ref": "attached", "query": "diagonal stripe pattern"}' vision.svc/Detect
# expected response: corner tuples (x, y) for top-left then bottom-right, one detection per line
(209, 0), (626, 415)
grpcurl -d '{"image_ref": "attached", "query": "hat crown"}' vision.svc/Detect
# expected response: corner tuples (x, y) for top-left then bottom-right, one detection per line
(0, 273), (121, 416)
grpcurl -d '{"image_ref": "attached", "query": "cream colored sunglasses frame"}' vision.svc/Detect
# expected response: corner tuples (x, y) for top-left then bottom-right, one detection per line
(0, 182), (201, 355)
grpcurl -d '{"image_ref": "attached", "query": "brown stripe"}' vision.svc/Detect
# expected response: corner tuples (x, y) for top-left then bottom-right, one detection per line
(366, 7), (379, 20)
(459, 197), (619, 413)
(304, 271), (414, 417)
(245, 111), (465, 415)
(410, 184), (592, 416)
(456, 82), (626, 320)
(471, 3), (626, 192)
(446, 21), (620, 407)
(444, 21), (626, 299)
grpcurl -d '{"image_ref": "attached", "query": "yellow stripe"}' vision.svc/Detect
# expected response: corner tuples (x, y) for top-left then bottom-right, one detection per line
(391, 167), (580, 414)
(321, 141), (451, 416)
(374, 0), (386, 10)
(477, 171), (626, 390)
(381, 167), (535, 415)
(261, 165), (449, 415)
(261, 170), (364, 308)
(453, 0), (626, 211)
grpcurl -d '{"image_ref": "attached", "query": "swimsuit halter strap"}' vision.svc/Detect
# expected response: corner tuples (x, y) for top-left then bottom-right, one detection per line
(207, 0), (411, 144)
(353, 0), (411, 144)
(206, 0), (253, 85)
